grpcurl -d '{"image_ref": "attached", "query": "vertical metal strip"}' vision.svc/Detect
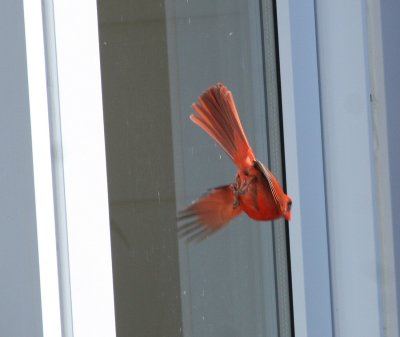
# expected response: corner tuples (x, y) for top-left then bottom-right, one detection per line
(23, 0), (64, 335)
(41, 0), (74, 335)
(259, 1), (293, 336)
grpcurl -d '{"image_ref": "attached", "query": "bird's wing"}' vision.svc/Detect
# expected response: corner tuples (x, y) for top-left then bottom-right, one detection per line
(177, 185), (242, 242)
(253, 159), (284, 211)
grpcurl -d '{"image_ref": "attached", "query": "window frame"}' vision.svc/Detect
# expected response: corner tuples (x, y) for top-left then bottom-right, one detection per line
(23, 1), (63, 336)
(275, 1), (333, 336)
(23, 0), (393, 336)
(277, 0), (395, 336)
(24, 0), (116, 336)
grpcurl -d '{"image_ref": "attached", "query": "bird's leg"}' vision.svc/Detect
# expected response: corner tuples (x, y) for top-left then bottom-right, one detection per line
(232, 181), (241, 209)
(233, 172), (258, 200)
(235, 171), (256, 193)
(234, 172), (259, 211)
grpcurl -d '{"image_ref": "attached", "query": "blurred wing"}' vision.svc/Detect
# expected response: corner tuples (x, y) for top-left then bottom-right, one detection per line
(177, 185), (242, 242)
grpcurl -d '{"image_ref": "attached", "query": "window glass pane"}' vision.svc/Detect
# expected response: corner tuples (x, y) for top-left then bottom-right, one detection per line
(97, 0), (291, 336)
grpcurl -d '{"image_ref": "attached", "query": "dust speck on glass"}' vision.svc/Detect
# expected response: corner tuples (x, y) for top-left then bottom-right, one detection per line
(97, 0), (292, 336)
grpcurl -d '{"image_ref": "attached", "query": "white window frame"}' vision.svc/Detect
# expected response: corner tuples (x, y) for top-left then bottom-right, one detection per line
(23, 1), (62, 336)
(23, 0), (394, 336)
(24, 1), (116, 336)
(278, 0), (396, 337)
(276, 1), (333, 336)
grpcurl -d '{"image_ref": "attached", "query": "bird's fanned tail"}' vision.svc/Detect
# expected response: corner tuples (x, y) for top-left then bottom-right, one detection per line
(191, 83), (255, 170)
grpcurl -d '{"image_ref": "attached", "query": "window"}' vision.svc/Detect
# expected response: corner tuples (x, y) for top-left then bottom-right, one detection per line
(12, 0), (398, 336)
(97, 0), (292, 336)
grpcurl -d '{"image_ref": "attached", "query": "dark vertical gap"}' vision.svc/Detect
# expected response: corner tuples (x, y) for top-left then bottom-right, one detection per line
(271, 225), (282, 336)
(259, 0), (295, 334)
(257, 2), (281, 336)
(270, 0), (296, 335)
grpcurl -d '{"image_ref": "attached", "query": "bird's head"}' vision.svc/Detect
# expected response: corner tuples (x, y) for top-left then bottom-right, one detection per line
(283, 196), (292, 221)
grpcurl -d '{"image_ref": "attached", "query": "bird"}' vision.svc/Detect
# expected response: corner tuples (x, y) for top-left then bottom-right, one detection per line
(178, 83), (292, 242)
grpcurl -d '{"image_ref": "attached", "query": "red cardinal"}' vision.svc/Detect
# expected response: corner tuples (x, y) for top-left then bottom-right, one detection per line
(178, 83), (292, 241)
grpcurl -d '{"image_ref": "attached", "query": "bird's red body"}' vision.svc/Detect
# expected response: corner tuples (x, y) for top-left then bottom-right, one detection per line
(179, 83), (292, 241)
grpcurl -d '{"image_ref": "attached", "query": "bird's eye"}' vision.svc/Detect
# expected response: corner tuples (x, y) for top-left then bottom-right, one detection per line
(287, 200), (292, 211)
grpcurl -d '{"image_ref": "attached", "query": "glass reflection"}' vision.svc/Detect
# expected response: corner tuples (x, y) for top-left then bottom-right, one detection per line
(97, 0), (289, 336)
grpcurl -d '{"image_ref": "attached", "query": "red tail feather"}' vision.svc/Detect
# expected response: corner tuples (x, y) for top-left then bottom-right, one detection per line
(191, 83), (255, 170)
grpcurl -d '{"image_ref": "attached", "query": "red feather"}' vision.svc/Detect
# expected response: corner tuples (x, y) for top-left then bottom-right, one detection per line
(178, 83), (292, 241)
